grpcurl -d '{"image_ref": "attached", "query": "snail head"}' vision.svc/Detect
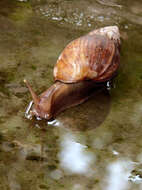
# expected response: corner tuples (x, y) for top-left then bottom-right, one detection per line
(24, 79), (52, 120)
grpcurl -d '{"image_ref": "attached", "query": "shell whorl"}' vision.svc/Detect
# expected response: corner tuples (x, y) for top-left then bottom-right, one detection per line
(89, 26), (120, 44)
(53, 26), (120, 83)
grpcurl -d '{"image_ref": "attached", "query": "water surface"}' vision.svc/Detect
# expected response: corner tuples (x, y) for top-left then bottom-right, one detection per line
(0, 0), (142, 189)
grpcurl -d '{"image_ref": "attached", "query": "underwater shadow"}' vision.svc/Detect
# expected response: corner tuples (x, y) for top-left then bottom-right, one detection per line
(56, 88), (111, 131)
(26, 85), (112, 132)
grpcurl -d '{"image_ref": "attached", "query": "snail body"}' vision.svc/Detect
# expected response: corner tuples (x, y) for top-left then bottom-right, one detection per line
(24, 26), (120, 120)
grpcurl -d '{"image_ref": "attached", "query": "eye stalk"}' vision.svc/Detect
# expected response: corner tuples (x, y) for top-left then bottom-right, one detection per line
(24, 79), (40, 107)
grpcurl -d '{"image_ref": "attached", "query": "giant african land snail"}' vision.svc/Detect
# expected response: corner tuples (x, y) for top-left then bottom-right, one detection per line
(24, 26), (120, 120)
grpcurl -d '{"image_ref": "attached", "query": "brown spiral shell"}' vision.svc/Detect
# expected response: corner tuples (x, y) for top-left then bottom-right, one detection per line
(53, 28), (120, 83)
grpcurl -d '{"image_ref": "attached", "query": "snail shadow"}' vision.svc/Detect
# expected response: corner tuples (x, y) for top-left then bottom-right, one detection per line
(27, 87), (111, 132)
(56, 88), (111, 131)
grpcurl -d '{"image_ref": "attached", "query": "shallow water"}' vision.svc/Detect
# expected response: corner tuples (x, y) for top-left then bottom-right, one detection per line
(0, 0), (142, 189)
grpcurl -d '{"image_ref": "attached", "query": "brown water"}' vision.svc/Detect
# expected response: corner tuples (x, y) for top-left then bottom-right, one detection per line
(0, 0), (142, 189)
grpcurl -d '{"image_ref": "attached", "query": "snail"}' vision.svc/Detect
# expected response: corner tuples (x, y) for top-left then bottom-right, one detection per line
(24, 26), (120, 120)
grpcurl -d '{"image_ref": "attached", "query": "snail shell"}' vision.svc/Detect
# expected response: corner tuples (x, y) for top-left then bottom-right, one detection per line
(54, 26), (120, 83)
(24, 26), (121, 120)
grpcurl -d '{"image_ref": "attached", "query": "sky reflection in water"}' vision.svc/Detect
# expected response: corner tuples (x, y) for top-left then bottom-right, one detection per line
(106, 160), (133, 190)
(59, 133), (95, 175)
(0, 0), (142, 189)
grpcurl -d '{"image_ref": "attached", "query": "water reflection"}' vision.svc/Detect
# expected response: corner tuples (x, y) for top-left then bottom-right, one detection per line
(56, 90), (111, 131)
(48, 119), (61, 127)
(129, 174), (142, 184)
(50, 169), (62, 180)
(27, 88), (111, 131)
(0, 0), (142, 189)
(106, 159), (133, 190)
(72, 184), (84, 190)
(59, 133), (95, 175)
(112, 149), (119, 155)
(96, 0), (122, 8)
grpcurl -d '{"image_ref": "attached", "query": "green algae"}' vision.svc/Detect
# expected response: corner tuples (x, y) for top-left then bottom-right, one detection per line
(9, 1), (32, 22)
